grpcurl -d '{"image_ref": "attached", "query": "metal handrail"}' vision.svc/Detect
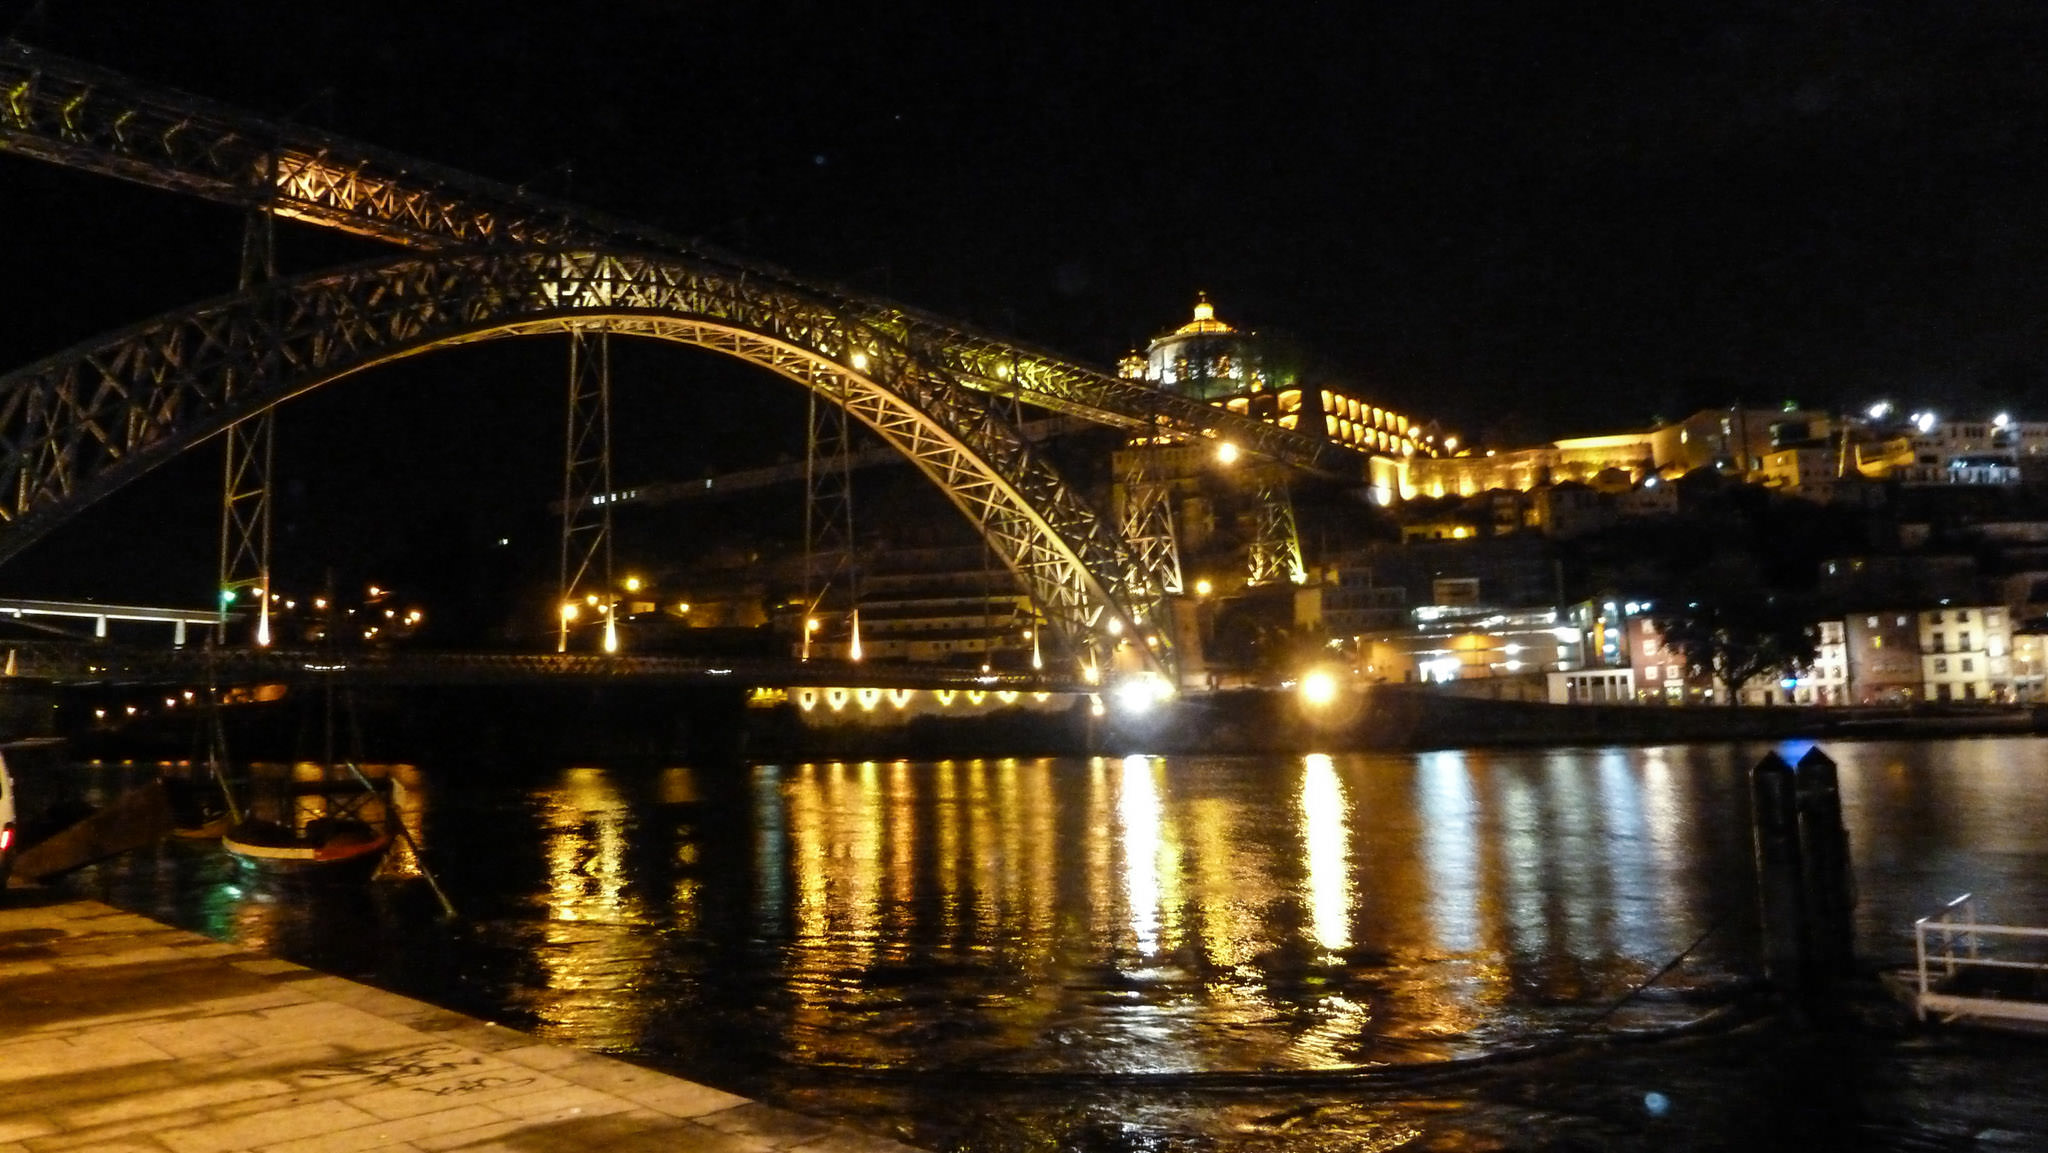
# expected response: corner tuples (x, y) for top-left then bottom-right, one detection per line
(1912, 893), (2048, 1009)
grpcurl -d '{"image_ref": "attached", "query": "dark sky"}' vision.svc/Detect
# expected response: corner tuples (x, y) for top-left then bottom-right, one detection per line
(3, 1), (2048, 600)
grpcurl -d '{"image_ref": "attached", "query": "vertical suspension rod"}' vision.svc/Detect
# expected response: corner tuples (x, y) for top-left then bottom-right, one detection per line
(557, 327), (616, 652)
(218, 187), (278, 645)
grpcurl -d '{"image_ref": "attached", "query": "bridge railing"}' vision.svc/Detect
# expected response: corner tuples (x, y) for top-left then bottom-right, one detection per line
(0, 641), (1076, 692)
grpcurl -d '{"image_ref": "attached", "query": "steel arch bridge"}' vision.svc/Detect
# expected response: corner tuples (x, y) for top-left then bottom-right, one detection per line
(0, 248), (1187, 676)
(0, 42), (1383, 680)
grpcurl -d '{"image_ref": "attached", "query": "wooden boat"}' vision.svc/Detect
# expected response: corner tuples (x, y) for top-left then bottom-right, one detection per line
(223, 813), (392, 884)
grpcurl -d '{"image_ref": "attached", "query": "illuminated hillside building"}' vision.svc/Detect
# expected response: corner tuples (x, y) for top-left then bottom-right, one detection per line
(1119, 295), (1432, 503)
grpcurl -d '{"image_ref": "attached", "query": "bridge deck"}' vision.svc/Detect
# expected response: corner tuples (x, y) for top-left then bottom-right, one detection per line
(0, 892), (922, 1152)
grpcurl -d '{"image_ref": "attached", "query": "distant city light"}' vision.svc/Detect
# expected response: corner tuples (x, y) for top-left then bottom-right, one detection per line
(1112, 672), (1174, 715)
(1299, 669), (1338, 707)
(1995, 412), (2012, 429)
(1868, 401), (1892, 420)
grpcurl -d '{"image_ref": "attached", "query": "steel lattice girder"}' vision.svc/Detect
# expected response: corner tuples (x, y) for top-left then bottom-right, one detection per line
(0, 42), (1371, 477)
(0, 249), (1174, 678)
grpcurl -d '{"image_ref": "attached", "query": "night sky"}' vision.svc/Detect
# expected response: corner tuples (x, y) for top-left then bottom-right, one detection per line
(3, 2), (2047, 604)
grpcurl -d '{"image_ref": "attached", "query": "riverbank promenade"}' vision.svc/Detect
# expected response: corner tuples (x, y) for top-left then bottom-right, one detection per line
(0, 892), (920, 1153)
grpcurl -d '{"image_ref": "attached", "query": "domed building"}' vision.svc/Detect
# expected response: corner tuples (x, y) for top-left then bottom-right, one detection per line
(1122, 293), (1274, 401)
(1120, 295), (1435, 504)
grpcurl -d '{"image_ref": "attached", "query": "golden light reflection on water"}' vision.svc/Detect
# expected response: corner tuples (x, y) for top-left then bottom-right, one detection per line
(1118, 753), (1166, 957)
(534, 767), (652, 1048)
(623, 749), (1759, 1072)
(1301, 753), (1351, 956)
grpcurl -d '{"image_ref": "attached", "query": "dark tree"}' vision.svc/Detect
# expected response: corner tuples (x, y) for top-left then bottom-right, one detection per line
(1660, 553), (1818, 704)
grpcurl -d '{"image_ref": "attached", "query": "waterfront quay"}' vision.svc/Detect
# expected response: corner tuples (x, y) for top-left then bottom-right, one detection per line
(0, 892), (920, 1153)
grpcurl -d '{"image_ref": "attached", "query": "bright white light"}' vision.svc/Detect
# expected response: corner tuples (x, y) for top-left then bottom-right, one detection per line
(850, 350), (869, 371)
(1867, 401), (1892, 421)
(1914, 411), (1937, 434)
(1995, 412), (2013, 429)
(1114, 678), (1157, 714)
(1299, 670), (1338, 707)
(1195, 578), (1213, 597)
(1215, 441), (1240, 466)
(1111, 672), (1174, 715)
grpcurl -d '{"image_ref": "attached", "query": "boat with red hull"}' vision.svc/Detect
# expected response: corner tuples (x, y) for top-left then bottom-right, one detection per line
(222, 814), (392, 885)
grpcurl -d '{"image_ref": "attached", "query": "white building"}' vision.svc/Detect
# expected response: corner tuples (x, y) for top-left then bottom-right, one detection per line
(1918, 604), (2013, 703)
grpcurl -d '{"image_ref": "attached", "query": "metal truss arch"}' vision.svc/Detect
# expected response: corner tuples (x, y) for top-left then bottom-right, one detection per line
(0, 248), (1173, 678)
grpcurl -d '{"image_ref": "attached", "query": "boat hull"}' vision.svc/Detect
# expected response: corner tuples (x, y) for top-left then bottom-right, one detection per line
(223, 828), (393, 885)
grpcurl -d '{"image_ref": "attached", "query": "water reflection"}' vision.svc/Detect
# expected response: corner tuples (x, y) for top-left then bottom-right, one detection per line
(46, 740), (2048, 1108)
(531, 766), (654, 1049)
(1300, 753), (1350, 955)
(1117, 753), (1164, 958)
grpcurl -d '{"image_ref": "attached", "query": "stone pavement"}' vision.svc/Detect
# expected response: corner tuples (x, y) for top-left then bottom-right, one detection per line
(0, 894), (923, 1153)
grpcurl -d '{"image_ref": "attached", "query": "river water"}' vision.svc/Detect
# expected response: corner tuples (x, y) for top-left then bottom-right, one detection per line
(26, 737), (2048, 1151)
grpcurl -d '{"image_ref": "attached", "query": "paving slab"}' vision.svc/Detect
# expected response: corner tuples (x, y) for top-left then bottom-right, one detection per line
(0, 892), (925, 1153)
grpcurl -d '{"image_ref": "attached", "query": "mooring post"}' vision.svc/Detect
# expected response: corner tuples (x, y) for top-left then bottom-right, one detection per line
(1794, 746), (1856, 986)
(1751, 751), (1807, 1003)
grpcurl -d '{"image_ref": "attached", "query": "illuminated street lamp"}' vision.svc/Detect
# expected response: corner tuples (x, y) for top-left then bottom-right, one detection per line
(623, 575), (644, 593)
(1299, 669), (1339, 707)
(1215, 441), (1240, 466)
(556, 601), (580, 653)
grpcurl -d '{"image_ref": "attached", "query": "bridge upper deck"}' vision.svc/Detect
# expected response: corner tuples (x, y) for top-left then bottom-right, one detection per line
(0, 41), (1365, 477)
